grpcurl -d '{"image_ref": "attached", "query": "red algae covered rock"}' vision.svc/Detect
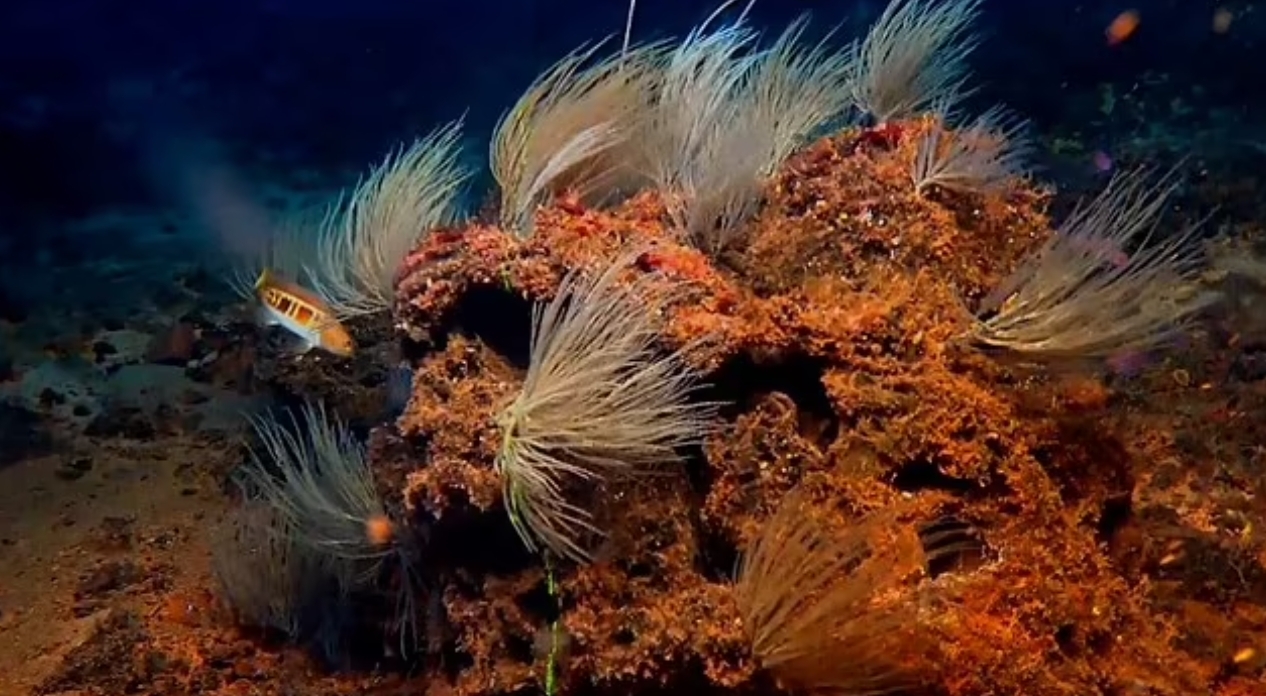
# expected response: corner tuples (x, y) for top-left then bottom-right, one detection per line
(378, 120), (1266, 696)
(743, 117), (1050, 300)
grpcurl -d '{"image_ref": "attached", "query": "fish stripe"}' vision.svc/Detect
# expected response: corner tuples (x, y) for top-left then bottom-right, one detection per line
(260, 285), (336, 330)
(262, 272), (337, 312)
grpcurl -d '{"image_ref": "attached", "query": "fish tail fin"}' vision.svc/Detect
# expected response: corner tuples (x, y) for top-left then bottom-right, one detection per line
(254, 268), (272, 291)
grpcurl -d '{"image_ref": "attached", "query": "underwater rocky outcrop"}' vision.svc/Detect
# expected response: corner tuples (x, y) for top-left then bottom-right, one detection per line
(35, 1), (1266, 695)
(368, 114), (1252, 696)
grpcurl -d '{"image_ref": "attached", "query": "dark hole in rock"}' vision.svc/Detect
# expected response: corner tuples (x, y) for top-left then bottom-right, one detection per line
(505, 631), (535, 664)
(694, 523), (740, 584)
(613, 627), (636, 645)
(427, 496), (536, 577)
(706, 350), (836, 436)
(1054, 624), (1077, 653)
(416, 284), (533, 370)
(688, 350), (838, 502)
(891, 459), (977, 495)
(516, 579), (560, 624)
(1096, 491), (1133, 546)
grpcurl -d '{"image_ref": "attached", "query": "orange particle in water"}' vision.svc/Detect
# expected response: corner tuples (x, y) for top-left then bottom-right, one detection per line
(365, 515), (395, 546)
(1212, 8), (1233, 34)
(1105, 10), (1140, 45)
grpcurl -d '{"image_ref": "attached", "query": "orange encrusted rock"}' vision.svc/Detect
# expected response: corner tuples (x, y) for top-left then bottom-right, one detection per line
(374, 121), (1265, 696)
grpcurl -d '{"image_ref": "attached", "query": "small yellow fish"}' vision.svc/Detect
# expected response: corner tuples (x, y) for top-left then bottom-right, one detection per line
(254, 269), (355, 357)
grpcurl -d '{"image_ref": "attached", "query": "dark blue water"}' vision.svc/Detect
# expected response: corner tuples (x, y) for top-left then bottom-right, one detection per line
(0, 0), (1261, 380)
(1, 0), (1260, 222)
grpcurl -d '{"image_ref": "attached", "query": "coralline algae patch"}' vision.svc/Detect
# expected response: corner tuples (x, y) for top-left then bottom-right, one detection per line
(380, 123), (1264, 696)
